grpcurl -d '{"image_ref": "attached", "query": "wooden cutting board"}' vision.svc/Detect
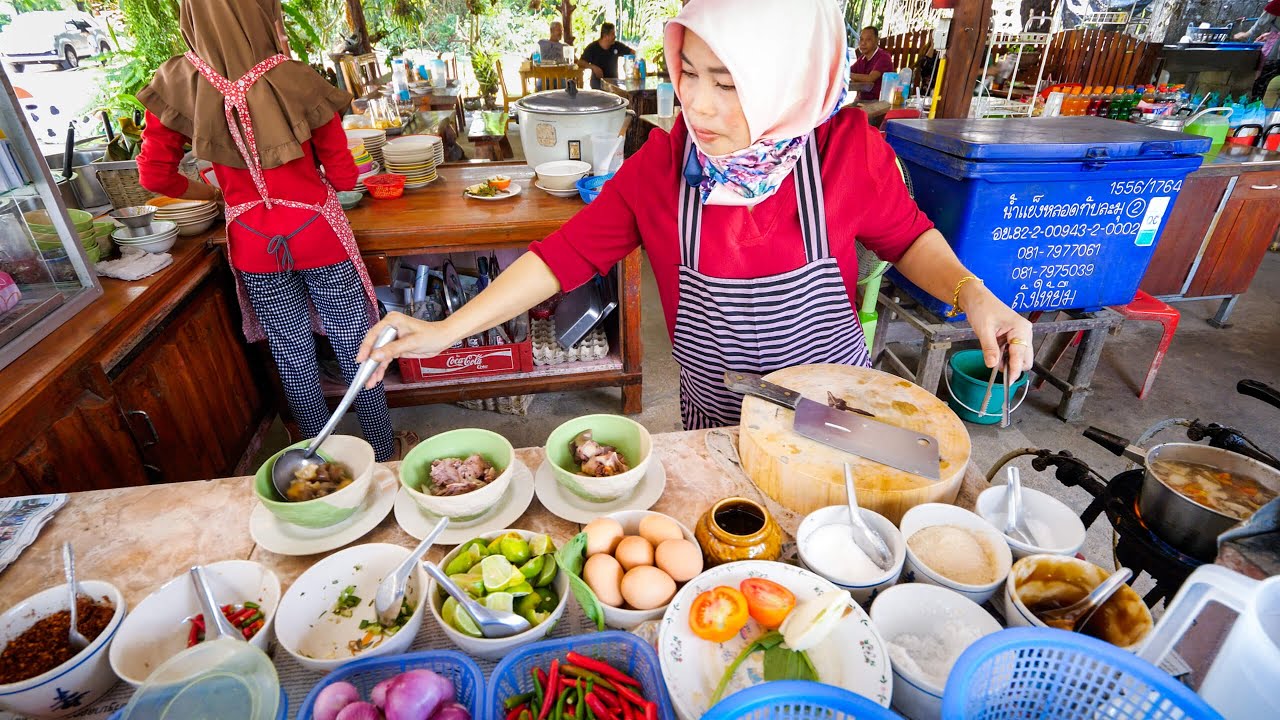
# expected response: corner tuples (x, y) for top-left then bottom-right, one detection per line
(738, 364), (971, 524)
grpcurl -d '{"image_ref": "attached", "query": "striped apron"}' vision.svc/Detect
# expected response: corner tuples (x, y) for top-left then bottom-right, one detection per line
(672, 135), (870, 430)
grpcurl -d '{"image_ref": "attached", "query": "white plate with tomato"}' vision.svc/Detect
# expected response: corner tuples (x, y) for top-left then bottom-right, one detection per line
(657, 560), (892, 719)
(464, 176), (521, 200)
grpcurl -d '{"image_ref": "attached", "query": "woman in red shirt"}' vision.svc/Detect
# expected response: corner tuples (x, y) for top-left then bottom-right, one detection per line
(137, 0), (395, 460)
(361, 0), (1033, 430)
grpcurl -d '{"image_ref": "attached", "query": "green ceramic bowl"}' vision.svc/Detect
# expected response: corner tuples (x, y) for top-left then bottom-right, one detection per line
(254, 435), (375, 528)
(400, 428), (514, 520)
(545, 414), (651, 502)
(24, 208), (93, 234)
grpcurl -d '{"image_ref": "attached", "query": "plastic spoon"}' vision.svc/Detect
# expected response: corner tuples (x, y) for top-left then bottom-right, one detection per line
(1037, 567), (1134, 632)
(844, 463), (893, 571)
(270, 326), (397, 499)
(422, 561), (531, 638)
(1003, 466), (1038, 546)
(63, 543), (89, 651)
(374, 516), (449, 626)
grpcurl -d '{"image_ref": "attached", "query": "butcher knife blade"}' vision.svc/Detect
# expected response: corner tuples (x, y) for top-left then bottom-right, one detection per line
(725, 371), (941, 481)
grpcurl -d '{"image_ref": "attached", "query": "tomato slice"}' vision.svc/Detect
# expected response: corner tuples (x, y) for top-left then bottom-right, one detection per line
(739, 578), (797, 629)
(688, 586), (750, 642)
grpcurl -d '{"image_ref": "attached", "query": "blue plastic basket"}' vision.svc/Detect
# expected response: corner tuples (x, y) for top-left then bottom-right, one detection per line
(576, 173), (613, 203)
(702, 680), (903, 719)
(295, 650), (484, 720)
(486, 631), (675, 720)
(942, 629), (1221, 720)
(107, 687), (287, 720)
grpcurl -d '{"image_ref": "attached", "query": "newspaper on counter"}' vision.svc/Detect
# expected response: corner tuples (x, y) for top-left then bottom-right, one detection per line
(0, 494), (67, 576)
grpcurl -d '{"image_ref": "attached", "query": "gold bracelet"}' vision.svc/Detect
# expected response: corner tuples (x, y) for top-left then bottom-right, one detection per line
(946, 275), (982, 318)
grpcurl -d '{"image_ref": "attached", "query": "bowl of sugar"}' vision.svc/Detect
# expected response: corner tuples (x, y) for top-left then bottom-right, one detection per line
(796, 505), (905, 605)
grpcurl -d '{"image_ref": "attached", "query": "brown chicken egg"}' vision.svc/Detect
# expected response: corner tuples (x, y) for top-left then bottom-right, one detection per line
(583, 553), (625, 607)
(584, 517), (625, 557)
(614, 535), (654, 570)
(638, 514), (684, 547)
(620, 566), (677, 610)
(654, 538), (704, 582)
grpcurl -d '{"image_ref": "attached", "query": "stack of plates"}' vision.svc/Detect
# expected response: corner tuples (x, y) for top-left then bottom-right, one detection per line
(147, 198), (220, 237)
(382, 135), (442, 189)
(346, 129), (387, 169)
(112, 220), (179, 254)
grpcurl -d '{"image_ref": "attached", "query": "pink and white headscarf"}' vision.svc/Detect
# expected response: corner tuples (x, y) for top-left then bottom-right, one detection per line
(665, 0), (851, 206)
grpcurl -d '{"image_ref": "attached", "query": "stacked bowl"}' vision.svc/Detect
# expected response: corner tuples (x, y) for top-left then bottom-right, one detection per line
(382, 135), (441, 189)
(349, 138), (376, 175)
(346, 128), (387, 169)
(147, 198), (220, 236)
(112, 221), (179, 254)
(24, 208), (102, 263)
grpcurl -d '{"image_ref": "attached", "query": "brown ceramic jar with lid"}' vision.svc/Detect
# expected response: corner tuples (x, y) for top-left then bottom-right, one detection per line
(694, 497), (783, 567)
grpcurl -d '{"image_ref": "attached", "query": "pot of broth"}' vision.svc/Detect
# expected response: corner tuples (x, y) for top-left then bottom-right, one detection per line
(1084, 427), (1280, 561)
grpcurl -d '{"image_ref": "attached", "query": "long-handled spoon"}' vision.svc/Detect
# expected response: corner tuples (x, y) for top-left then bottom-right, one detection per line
(422, 561), (531, 638)
(63, 543), (89, 651)
(375, 517), (449, 626)
(844, 463), (893, 571)
(1038, 567), (1134, 633)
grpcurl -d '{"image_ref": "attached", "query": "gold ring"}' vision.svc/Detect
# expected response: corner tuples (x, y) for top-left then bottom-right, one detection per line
(1007, 338), (1027, 346)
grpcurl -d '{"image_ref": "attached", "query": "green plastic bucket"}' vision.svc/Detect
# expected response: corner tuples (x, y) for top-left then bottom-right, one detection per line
(944, 349), (1029, 425)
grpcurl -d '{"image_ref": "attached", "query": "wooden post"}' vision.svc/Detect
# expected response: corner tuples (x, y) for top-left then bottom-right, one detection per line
(346, 0), (372, 55)
(560, 1), (576, 46)
(936, 0), (994, 119)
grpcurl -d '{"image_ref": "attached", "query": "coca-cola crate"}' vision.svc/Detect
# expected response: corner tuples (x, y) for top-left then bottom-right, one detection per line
(398, 339), (534, 384)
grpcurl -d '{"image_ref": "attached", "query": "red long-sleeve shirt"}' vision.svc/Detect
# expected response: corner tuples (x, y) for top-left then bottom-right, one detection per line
(530, 108), (934, 340)
(138, 111), (357, 272)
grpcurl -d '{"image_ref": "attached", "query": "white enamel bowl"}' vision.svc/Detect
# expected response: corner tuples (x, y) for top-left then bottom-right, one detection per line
(975, 484), (1087, 559)
(534, 160), (591, 191)
(796, 505), (906, 605)
(595, 510), (697, 630)
(898, 503), (1013, 605)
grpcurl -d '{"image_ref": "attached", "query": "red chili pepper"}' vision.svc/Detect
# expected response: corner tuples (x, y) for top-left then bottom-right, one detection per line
(192, 614), (206, 629)
(566, 708), (576, 718)
(561, 678), (580, 688)
(243, 619), (264, 639)
(585, 694), (620, 720)
(506, 704), (529, 720)
(229, 607), (255, 626)
(594, 687), (622, 712)
(566, 652), (641, 688)
(621, 702), (635, 720)
(537, 660), (560, 720)
(614, 684), (647, 710)
(221, 604), (232, 615)
(643, 702), (657, 720)
(536, 667), (549, 690)
(187, 621), (199, 647)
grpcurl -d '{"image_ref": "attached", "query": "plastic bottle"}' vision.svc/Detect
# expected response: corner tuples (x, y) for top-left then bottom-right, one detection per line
(1064, 87), (1081, 115)
(391, 58), (410, 103)
(1086, 89), (1102, 116)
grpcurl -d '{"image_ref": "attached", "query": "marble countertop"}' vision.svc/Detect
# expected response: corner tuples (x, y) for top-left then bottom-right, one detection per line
(0, 429), (987, 610)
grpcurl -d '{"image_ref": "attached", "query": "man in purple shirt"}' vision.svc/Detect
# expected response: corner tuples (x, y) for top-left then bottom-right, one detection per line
(850, 26), (895, 100)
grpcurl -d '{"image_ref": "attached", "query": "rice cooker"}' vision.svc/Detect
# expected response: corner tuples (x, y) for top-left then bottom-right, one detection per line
(513, 81), (631, 170)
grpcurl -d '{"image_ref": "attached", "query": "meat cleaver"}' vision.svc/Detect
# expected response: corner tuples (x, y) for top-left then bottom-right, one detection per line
(725, 371), (941, 481)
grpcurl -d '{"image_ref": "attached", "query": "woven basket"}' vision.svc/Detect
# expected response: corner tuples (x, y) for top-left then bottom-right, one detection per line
(95, 159), (201, 210)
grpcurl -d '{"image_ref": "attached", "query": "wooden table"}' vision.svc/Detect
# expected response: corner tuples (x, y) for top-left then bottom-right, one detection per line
(414, 84), (464, 129)
(641, 109), (680, 134)
(335, 162), (644, 414)
(519, 61), (585, 94)
(466, 111), (514, 161)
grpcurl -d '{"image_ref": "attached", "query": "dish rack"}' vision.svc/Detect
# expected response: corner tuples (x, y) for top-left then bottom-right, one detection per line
(486, 632), (676, 720)
(531, 318), (609, 365)
(295, 649), (485, 720)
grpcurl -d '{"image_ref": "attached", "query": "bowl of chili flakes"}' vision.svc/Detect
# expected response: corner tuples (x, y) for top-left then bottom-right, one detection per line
(0, 580), (126, 718)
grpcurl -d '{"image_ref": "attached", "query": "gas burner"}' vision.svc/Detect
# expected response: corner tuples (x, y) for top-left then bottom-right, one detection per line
(1099, 470), (1203, 606)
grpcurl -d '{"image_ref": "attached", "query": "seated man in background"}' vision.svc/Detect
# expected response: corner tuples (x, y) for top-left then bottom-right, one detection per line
(537, 21), (571, 64)
(849, 26), (895, 99)
(578, 22), (635, 89)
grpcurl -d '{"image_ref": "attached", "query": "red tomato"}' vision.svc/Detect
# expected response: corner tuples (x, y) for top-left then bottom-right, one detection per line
(739, 578), (796, 629)
(688, 586), (750, 642)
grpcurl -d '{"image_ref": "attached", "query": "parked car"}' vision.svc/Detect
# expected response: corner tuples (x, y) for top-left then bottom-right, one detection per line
(0, 11), (113, 72)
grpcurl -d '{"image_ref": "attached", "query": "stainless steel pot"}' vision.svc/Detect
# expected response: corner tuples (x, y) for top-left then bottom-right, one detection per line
(1085, 427), (1280, 561)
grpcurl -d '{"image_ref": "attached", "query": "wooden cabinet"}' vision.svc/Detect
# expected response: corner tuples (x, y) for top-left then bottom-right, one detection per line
(112, 278), (267, 484)
(1186, 172), (1280, 298)
(0, 367), (147, 495)
(1140, 175), (1231, 296)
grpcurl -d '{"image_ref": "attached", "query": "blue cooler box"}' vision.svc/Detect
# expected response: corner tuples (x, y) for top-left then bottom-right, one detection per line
(885, 117), (1208, 318)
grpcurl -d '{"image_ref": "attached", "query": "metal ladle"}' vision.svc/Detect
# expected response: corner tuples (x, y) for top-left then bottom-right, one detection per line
(422, 562), (531, 638)
(1003, 466), (1038, 547)
(1037, 567), (1134, 633)
(844, 463), (893, 571)
(271, 326), (397, 500)
(63, 542), (89, 651)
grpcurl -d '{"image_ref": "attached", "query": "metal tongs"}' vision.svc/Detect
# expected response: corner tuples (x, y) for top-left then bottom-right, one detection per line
(979, 342), (1013, 428)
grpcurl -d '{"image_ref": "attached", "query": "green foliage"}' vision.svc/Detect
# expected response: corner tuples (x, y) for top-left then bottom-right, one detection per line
(13, 0), (68, 12)
(96, 0), (184, 120)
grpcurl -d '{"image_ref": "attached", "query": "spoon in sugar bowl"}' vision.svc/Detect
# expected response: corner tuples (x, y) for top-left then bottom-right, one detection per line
(844, 463), (893, 571)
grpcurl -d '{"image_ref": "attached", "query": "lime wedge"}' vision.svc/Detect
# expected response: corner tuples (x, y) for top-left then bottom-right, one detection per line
(445, 548), (478, 576)
(486, 534), (509, 555)
(449, 572), (484, 598)
(507, 582), (534, 597)
(530, 533), (556, 557)
(484, 591), (515, 613)
(480, 554), (517, 592)
(445, 597), (483, 637)
(516, 592), (541, 616)
(459, 539), (489, 558)
(521, 608), (552, 627)
(501, 536), (532, 565)
(535, 588), (560, 612)
(519, 556), (545, 580)
(534, 556), (559, 587)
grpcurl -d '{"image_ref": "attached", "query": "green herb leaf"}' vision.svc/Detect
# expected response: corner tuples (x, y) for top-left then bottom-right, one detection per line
(555, 532), (589, 576)
(710, 631), (786, 705)
(553, 532), (605, 631)
(762, 645), (819, 683)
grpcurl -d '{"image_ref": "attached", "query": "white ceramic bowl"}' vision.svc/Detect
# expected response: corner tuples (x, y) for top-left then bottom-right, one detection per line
(125, 236), (178, 254)
(0, 581), (127, 719)
(428, 529), (570, 660)
(399, 428), (516, 520)
(1004, 554), (1153, 650)
(174, 217), (218, 237)
(797, 505), (906, 605)
(870, 583), (1002, 720)
(275, 543), (426, 673)
(108, 561), (280, 686)
(596, 510), (697, 630)
(975, 485), (1087, 559)
(112, 220), (178, 244)
(898, 503), (1013, 605)
(534, 160), (592, 191)
(544, 414), (652, 503)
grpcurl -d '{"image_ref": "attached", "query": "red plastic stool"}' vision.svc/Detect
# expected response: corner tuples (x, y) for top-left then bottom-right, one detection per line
(1032, 292), (1178, 399)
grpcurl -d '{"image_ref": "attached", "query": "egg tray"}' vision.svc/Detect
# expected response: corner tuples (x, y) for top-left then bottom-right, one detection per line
(531, 318), (609, 366)
(455, 394), (534, 416)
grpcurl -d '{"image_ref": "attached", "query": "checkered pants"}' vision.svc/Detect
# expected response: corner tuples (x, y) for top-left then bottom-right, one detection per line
(241, 261), (395, 461)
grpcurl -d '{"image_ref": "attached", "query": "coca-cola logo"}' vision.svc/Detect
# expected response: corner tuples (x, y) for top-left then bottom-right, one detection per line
(445, 354), (487, 369)
(414, 349), (515, 375)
